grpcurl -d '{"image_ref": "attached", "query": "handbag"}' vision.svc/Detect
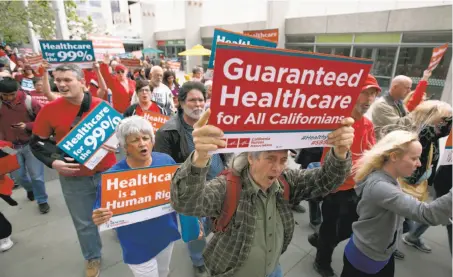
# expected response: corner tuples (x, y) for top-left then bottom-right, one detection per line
(399, 143), (434, 201)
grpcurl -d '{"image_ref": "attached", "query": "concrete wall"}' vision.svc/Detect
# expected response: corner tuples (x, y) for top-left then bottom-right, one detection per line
(200, 21), (267, 38)
(155, 29), (186, 41)
(286, 5), (452, 34)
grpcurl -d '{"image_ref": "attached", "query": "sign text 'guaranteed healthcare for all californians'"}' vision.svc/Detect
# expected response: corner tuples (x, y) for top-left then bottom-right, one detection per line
(39, 40), (95, 69)
(58, 101), (123, 170)
(208, 43), (373, 154)
(99, 164), (179, 231)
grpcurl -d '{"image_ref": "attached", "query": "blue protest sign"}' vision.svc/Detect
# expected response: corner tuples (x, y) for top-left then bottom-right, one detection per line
(208, 28), (277, 69)
(57, 101), (123, 170)
(39, 40), (95, 68)
(21, 78), (35, 91)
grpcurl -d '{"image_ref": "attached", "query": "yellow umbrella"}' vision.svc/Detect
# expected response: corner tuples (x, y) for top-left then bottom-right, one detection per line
(178, 44), (211, 56)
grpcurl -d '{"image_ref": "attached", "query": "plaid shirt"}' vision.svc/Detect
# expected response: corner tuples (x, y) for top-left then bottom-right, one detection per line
(171, 149), (352, 277)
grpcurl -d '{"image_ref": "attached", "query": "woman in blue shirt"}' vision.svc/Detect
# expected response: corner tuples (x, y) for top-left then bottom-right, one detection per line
(92, 115), (181, 277)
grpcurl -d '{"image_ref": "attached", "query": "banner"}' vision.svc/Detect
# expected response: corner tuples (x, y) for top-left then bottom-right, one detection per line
(427, 43), (449, 71)
(208, 28), (277, 69)
(120, 58), (142, 68)
(167, 61), (181, 71)
(24, 54), (43, 71)
(39, 40), (95, 69)
(57, 102), (123, 170)
(21, 78), (34, 91)
(208, 43), (373, 154)
(440, 130), (452, 166)
(142, 111), (170, 133)
(243, 28), (279, 43)
(99, 164), (179, 231)
(88, 35), (125, 61)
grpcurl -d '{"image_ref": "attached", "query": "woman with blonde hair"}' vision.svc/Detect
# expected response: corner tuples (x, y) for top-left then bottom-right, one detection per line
(340, 130), (452, 277)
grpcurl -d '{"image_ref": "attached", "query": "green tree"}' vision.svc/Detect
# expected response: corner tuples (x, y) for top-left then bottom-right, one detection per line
(0, 0), (96, 45)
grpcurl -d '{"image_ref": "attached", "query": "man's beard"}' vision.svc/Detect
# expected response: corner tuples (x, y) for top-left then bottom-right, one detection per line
(184, 107), (204, 120)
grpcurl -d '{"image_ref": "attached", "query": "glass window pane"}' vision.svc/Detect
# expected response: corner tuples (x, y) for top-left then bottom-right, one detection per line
(286, 35), (315, 43)
(375, 77), (391, 93)
(316, 47), (333, 54)
(353, 48), (373, 59)
(285, 45), (314, 52)
(397, 47), (451, 79)
(333, 47), (351, 57)
(402, 31), (452, 43)
(372, 48), (397, 77)
(89, 0), (101, 7)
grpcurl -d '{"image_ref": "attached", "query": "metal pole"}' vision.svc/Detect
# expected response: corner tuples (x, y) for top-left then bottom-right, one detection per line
(22, 0), (39, 52)
(52, 0), (70, 40)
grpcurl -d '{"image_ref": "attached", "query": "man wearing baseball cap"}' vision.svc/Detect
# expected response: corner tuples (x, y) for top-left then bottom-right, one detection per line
(308, 74), (381, 277)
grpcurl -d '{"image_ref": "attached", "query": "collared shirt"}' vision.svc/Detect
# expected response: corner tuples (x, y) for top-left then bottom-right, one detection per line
(233, 172), (284, 277)
(171, 149), (352, 277)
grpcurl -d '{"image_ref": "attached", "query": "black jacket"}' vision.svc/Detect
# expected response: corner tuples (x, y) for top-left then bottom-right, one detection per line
(154, 111), (229, 165)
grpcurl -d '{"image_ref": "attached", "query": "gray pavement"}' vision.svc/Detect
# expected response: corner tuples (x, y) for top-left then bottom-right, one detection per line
(1, 156), (452, 277)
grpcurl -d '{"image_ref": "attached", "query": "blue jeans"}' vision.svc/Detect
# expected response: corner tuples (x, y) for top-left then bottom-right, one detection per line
(10, 144), (47, 204)
(187, 217), (211, 267)
(59, 173), (102, 261)
(268, 264), (283, 277)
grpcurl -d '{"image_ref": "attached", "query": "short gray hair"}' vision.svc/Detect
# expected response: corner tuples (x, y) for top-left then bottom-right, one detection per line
(55, 64), (84, 80)
(116, 115), (155, 147)
(204, 80), (213, 88)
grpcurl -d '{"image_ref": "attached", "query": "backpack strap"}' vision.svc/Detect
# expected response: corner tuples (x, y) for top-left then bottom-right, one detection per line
(278, 175), (290, 201)
(24, 94), (35, 120)
(213, 169), (242, 233)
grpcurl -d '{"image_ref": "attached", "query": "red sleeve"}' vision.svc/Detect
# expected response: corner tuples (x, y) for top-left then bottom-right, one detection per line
(32, 105), (53, 138)
(405, 80), (427, 112)
(100, 63), (130, 113)
(0, 141), (13, 148)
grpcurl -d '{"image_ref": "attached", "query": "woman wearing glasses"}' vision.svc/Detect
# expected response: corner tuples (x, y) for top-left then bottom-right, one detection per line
(124, 80), (166, 118)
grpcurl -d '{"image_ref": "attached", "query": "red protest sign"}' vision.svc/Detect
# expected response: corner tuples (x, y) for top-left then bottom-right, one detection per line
(24, 54), (43, 70)
(208, 43), (373, 153)
(428, 43), (448, 71)
(120, 58), (142, 68)
(99, 165), (178, 231)
(142, 111), (170, 133)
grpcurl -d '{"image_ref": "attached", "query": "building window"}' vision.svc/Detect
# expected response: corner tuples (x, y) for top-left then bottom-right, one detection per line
(286, 35), (315, 43)
(285, 45), (314, 52)
(316, 47), (333, 54)
(89, 0), (101, 7)
(111, 0), (120, 15)
(402, 31), (452, 43)
(332, 47), (351, 57)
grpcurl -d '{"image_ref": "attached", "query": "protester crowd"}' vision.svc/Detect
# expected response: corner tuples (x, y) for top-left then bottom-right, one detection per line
(0, 41), (451, 277)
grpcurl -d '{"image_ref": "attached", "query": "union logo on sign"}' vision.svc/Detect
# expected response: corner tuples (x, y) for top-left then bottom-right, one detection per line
(239, 138), (251, 148)
(227, 138), (239, 148)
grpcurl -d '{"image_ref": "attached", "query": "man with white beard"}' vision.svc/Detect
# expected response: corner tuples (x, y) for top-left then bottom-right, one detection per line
(154, 81), (229, 276)
(149, 65), (176, 115)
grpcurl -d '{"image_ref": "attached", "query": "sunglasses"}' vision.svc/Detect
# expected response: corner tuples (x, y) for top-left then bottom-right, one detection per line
(116, 70), (125, 74)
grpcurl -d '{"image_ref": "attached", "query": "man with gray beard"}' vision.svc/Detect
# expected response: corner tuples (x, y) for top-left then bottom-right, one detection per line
(154, 81), (229, 277)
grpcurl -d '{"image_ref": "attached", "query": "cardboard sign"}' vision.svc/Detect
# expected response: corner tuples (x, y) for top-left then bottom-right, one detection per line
(243, 28), (279, 43)
(88, 35), (126, 61)
(440, 130), (452, 166)
(428, 43), (449, 71)
(208, 43), (373, 154)
(99, 164), (179, 231)
(120, 58), (142, 68)
(21, 78), (35, 91)
(208, 28), (277, 69)
(24, 54), (43, 71)
(57, 101), (123, 170)
(142, 111), (170, 133)
(39, 40), (95, 69)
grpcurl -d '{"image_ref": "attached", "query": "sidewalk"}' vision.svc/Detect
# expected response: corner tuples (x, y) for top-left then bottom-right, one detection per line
(1, 158), (451, 277)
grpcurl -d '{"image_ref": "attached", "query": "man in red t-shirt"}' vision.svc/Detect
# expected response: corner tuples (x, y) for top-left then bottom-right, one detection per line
(310, 74), (381, 277)
(30, 64), (116, 277)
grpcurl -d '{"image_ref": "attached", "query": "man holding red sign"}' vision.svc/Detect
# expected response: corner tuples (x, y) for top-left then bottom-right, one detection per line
(171, 108), (354, 277)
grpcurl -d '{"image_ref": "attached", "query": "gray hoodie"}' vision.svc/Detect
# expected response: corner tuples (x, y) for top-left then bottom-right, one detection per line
(352, 170), (452, 261)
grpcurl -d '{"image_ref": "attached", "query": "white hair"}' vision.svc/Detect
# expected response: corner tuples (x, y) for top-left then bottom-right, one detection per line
(151, 66), (163, 74)
(116, 115), (155, 147)
(204, 80), (213, 88)
(228, 151), (262, 175)
(391, 75), (412, 87)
